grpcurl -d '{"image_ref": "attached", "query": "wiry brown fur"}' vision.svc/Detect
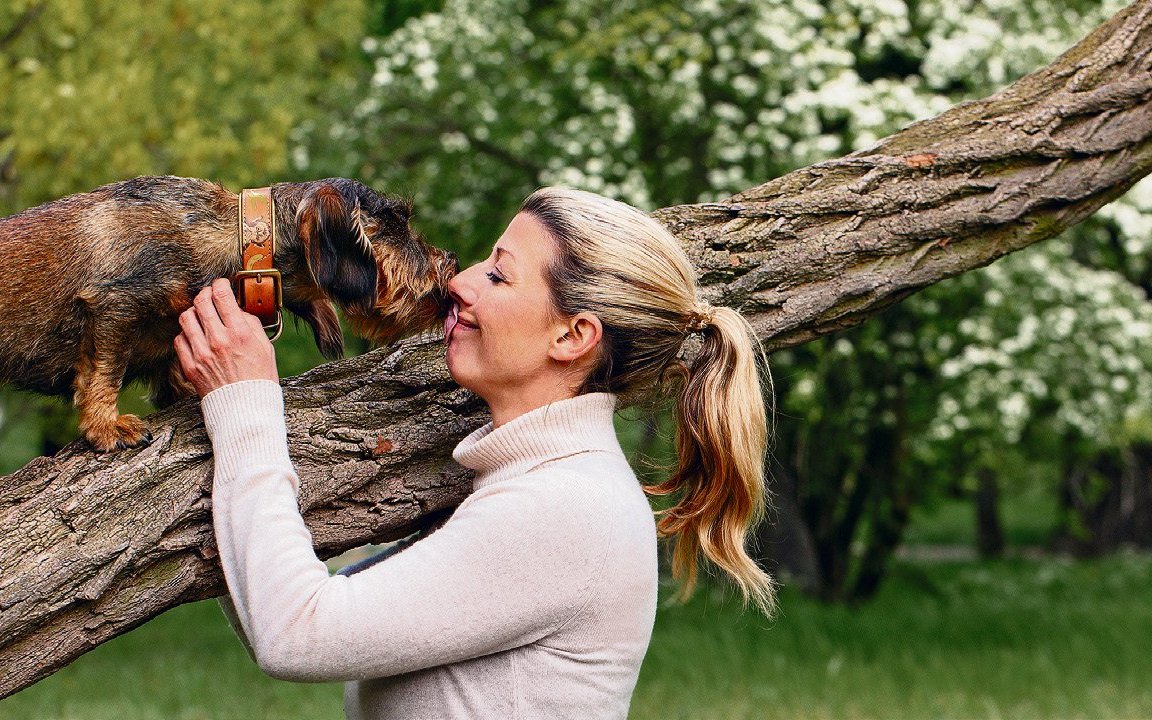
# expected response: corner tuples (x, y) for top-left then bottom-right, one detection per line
(0, 175), (456, 452)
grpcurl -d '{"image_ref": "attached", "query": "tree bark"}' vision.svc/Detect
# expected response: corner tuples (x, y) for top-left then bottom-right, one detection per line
(3, 0), (1152, 698)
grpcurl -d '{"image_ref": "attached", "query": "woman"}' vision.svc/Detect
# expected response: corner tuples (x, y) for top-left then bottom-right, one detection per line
(175, 187), (775, 719)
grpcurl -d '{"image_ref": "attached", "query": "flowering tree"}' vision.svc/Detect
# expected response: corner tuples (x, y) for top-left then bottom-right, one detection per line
(304, 0), (1152, 598)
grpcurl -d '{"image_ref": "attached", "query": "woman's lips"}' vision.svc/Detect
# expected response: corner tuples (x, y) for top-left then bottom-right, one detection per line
(444, 304), (479, 342)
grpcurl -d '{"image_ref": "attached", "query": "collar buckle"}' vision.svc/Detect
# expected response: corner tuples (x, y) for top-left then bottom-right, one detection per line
(233, 268), (284, 340)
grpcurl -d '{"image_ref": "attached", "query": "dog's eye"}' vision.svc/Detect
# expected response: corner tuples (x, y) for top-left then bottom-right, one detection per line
(485, 270), (506, 284)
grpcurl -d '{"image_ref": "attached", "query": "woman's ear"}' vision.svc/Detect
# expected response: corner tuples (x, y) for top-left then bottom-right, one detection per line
(549, 312), (602, 364)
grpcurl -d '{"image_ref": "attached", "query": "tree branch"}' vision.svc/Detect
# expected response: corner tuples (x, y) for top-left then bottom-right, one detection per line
(2, 0), (1151, 698)
(660, 0), (1152, 351)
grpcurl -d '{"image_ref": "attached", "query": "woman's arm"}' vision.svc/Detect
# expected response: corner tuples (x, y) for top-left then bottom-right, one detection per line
(204, 380), (614, 682)
(179, 281), (614, 683)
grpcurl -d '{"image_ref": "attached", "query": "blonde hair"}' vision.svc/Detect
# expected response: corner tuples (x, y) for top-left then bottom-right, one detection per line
(521, 186), (777, 616)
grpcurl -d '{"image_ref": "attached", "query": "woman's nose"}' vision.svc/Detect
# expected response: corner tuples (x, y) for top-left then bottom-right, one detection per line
(447, 263), (476, 305)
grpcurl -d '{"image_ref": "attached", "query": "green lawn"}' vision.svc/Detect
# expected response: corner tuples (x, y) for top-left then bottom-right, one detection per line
(635, 553), (1152, 719)
(3, 553), (1150, 720)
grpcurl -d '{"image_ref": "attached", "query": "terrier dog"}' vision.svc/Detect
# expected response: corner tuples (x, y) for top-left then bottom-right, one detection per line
(0, 175), (457, 451)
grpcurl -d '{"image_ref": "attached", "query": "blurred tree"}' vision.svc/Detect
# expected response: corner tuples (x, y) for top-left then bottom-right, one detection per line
(0, 0), (369, 469)
(368, 0), (444, 35)
(0, 0), (366, 211)
(300, 0), (1152, 599)
(1053, 441), (1152, 555)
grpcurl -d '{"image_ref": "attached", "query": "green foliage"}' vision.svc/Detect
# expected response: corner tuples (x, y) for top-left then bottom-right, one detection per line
(0, 0), (367, 214)
(367, 0), (444, 36)
(295, 0), (1152, 599)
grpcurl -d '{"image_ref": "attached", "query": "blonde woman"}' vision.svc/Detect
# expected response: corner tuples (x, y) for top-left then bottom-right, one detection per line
(175, 187), (775, 719)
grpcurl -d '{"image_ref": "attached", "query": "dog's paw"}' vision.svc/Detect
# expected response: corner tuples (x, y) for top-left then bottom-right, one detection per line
(85, 414), (153, 452)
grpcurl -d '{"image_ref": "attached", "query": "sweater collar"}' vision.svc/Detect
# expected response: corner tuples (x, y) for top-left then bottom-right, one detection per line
(453, 393), (622, 490)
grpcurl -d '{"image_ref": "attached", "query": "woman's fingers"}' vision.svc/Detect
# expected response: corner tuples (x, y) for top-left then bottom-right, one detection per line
(173, 332), (193, 372)
(209, 278), (250, 329)
(175, 280), (280, 396)
(178, 293), (212, 357)
(193, 283), (230, 350)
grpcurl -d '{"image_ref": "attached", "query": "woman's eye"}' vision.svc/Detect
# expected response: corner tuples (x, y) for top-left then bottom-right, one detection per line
(485, 270), (506, 284)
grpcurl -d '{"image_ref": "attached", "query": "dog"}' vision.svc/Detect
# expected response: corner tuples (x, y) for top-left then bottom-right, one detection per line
(0, 175), (457, 451)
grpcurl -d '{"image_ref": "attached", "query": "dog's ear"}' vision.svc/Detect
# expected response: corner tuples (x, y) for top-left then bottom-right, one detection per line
(297, 183), (378, 312)
(296, 299), (345, 359)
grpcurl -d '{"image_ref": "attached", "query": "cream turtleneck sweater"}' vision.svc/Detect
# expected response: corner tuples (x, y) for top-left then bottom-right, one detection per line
(203, 380), (658, 720)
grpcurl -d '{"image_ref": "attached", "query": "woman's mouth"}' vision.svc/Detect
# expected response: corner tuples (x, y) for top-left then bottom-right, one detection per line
(445, 304), (480, 342)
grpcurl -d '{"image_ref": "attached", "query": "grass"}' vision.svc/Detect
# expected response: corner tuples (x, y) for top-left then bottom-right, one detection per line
(634, 553), (1152, 719)
(3, 553), (1150, 720)
(0, 597), (341, 720)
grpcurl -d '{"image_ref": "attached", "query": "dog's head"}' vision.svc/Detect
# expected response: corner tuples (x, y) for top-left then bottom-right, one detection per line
(288, 178), (457, 357)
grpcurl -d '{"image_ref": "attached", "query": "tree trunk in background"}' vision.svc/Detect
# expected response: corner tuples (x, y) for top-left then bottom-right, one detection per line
(975, 467), (1007, 559)
(757, 464), (822, 595)
(2, 0), (1152, 698)
(847, 383), (912, 603)
(1053, 443), (1152, 555)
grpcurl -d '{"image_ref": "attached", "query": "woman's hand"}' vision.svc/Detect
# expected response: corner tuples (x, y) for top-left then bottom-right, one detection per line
(175, 278), (279, 397)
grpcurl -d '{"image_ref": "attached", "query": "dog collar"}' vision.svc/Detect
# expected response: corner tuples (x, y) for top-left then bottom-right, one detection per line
(234, 186), (283, 341)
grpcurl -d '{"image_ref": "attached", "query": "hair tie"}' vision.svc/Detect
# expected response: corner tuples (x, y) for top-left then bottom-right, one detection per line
(686, 306), (714, 333)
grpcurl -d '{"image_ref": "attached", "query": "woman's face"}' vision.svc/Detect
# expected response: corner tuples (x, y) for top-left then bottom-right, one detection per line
(445, 213), (576, 421)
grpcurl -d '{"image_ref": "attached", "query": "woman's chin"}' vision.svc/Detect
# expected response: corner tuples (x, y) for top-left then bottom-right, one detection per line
(445, 350), (481, 394)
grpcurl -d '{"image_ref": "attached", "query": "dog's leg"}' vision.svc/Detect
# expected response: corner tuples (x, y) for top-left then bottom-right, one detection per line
(73, 360), (151, 452)
(73, 295), (152, 452)
(149, 359), (197, 408)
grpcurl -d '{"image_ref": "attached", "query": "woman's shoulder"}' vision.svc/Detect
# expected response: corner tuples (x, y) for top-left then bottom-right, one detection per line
(463, 451), (639, 524)
(532, 447), (635, 494)
(525, 453), (653, 542)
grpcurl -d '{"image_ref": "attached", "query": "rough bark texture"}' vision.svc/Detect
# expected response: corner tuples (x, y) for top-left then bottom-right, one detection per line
(3, 0), (1152, 698)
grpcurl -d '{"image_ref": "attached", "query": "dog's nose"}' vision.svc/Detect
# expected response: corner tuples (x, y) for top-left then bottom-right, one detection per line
(443, 251), (459, 272)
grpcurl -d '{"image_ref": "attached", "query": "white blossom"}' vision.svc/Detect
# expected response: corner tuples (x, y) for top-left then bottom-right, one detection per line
(302, 0), (1152, 464)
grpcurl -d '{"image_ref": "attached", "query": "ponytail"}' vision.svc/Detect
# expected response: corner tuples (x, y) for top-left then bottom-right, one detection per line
(520, 186), (776, 616)
(646, 307), (777, 616)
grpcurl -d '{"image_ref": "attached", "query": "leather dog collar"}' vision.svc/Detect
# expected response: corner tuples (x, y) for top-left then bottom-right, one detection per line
(234, 187), (283, 341)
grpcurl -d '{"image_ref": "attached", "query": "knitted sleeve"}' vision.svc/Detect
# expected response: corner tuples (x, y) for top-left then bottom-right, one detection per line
(202, 380), (614, 683)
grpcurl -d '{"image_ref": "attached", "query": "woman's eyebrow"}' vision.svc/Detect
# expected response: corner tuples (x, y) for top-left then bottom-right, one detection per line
(494, 246), (516, 261)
